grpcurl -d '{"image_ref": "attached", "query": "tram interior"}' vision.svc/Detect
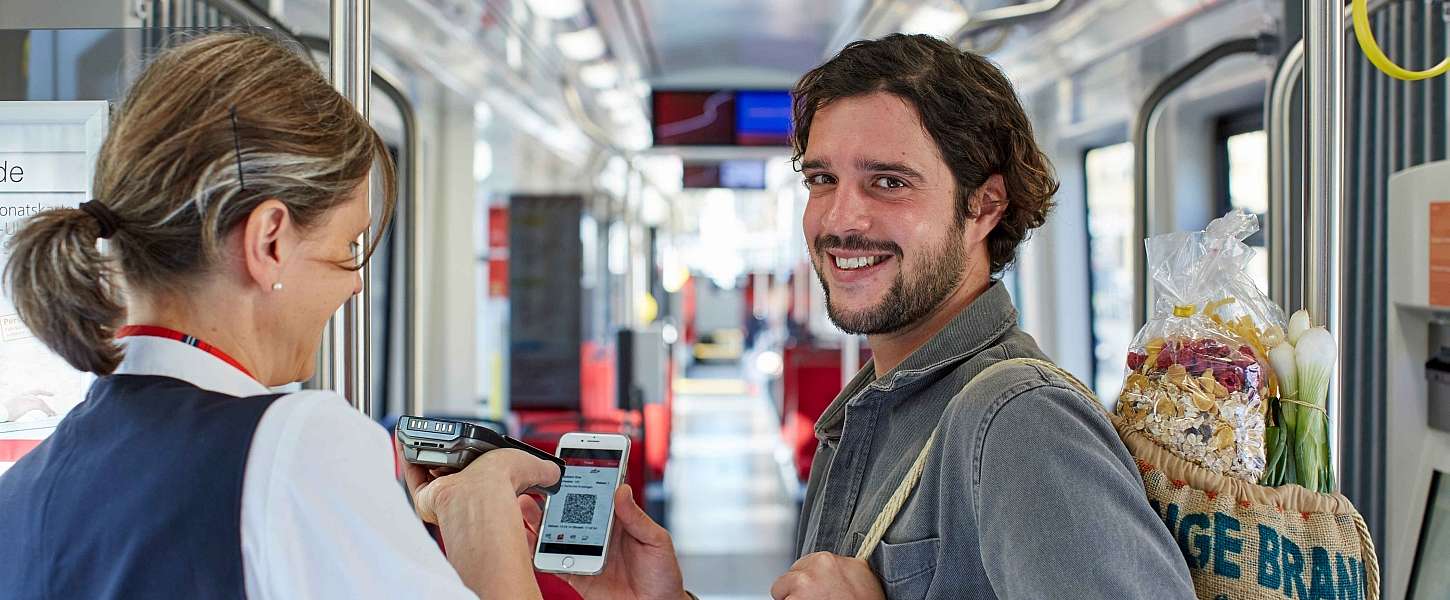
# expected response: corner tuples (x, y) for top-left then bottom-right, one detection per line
(3, 0), (1450, 597)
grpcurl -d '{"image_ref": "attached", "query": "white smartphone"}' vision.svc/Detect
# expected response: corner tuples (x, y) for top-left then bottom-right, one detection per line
(532, 432), (630, 575)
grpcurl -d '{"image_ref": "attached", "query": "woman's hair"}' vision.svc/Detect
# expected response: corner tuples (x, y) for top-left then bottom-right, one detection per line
(3, 31), (395, 375)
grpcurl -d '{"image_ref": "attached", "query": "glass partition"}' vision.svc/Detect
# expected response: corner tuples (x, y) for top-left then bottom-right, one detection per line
(0, 28), (268, 472)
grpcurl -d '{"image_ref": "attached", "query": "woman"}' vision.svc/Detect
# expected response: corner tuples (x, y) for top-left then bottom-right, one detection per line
(0, 32), (556, 599)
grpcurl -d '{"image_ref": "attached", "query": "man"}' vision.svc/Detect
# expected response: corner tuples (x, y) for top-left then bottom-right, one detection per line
(526, 34), (1195, 600)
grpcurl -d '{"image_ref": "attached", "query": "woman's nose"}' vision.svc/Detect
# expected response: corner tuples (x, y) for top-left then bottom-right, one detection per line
(352, 271), (364, 296)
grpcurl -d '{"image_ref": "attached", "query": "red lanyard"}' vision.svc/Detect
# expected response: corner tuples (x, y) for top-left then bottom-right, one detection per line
(115, 325), (257, 380)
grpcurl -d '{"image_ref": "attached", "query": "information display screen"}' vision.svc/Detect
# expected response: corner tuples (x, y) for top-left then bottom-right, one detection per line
(682, 160), (766, 189)
(651, 90), (791, 147)
(734, 90), (792, 146)
(651, 91), (735, 146)
(0, 101), (108, 474)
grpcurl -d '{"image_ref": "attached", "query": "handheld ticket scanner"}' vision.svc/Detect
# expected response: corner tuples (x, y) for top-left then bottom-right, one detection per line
(396, 416), (566, 495)
(1385, 160), (1450, 598)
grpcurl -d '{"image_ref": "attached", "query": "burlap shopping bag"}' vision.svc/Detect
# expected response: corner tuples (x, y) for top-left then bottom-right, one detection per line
(1118, 424), (1381, 600)
(856, 358), (1381, 600)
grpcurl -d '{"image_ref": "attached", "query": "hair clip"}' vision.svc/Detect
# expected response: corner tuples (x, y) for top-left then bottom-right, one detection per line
(230, 106), (246, 191)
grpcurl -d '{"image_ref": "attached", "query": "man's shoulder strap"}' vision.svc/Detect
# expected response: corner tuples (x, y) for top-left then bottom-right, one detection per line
(854, 357), (1102, 562)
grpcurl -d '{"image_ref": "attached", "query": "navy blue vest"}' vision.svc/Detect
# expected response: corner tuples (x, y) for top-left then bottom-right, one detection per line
(0, 375), (281, 599)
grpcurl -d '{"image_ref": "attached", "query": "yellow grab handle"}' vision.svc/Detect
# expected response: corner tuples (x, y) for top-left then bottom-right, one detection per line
(1352, 0), (1450, 80)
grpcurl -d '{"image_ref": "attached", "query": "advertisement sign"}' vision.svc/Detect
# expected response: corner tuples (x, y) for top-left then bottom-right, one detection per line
(0, 100), (108, 472)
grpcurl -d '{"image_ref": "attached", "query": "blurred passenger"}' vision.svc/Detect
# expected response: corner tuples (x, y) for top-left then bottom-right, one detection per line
(0, 32), (555, 599)
(528, 34), (1196, 600)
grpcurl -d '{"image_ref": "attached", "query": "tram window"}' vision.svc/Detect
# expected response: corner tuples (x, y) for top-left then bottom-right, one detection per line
(1409, 470), (1450, 598)
(1083, 142), (1134, 400)
(1215, 111), (1270, 292)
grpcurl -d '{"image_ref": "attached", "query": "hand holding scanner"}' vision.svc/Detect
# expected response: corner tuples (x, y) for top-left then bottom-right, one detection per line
(396, 416), (566, 495)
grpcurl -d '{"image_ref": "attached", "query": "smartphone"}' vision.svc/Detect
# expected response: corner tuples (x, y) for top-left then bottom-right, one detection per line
(532, 432), (631, 575)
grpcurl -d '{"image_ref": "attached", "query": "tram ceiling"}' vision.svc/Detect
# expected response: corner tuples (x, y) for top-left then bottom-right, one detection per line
(598, 0), (863, 88)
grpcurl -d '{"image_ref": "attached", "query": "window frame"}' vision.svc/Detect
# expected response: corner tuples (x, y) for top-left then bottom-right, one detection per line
(1080, 140), (1131, 396)
(1213, 108), (1267, 247)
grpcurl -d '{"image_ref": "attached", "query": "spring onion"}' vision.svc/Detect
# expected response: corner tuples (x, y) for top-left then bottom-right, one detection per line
(1262, 341), (1300, 486)
(1268, 342), (1300, 431)
(1293, 326), (1337, 493)
(1287, 309), (1312, 346)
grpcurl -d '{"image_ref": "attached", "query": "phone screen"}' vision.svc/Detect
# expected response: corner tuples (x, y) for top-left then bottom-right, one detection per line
(538, 448), (624, 556)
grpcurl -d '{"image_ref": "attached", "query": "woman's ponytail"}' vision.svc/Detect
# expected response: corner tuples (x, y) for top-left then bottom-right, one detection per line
(3, 208), (124, 374)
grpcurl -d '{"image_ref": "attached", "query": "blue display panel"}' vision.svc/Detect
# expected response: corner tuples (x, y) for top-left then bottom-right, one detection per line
(734, 90), (792, 146)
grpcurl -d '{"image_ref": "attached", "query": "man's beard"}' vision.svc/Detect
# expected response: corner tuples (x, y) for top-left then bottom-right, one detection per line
(812, 223), (966, 335)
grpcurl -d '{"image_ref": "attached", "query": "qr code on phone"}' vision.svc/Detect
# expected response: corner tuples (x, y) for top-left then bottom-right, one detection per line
(560, 493), (597, 525)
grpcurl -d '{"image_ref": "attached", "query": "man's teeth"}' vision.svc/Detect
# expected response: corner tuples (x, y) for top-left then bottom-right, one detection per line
(834, 255), (885, 270)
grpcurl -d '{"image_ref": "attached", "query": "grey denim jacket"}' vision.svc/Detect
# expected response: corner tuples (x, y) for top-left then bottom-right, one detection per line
(795, 283), (1196, 599)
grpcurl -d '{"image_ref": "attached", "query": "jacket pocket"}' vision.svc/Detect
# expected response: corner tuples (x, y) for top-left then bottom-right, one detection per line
(871, 537), (940, 600)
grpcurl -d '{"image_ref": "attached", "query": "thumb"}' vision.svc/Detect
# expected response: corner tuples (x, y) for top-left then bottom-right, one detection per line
(613, 484), (670, 548)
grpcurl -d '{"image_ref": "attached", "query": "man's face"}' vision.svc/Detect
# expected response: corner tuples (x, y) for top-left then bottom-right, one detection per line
(800, 91), (970, 335)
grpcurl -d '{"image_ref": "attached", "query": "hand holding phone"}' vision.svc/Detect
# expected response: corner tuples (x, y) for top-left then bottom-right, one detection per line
(523, 484), (688, 599)
(532, 432), (632, 576)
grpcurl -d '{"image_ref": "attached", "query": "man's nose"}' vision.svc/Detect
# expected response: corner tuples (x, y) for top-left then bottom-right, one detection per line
(820, 183), (871, 235)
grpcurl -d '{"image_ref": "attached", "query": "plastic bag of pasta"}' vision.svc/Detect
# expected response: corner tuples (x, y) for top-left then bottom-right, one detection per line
(1114, 209), (1286, 483)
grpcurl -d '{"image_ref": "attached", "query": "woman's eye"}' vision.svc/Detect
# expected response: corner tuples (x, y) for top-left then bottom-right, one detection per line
(803, 173), (836, 188)
(872, 176), (907, 189)
(346, 242), (362, 262)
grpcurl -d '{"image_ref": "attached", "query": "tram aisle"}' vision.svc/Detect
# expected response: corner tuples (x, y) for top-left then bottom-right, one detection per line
(667, 363), (798, 599)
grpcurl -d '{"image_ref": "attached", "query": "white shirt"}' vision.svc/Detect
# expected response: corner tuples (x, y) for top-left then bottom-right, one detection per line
(114, 336), (477, 599)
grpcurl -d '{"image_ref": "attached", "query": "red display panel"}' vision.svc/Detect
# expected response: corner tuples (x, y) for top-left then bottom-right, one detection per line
(651, 91), (735, 146)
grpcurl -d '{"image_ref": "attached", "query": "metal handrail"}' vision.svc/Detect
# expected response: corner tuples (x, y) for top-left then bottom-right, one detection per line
(1266, 41), (1304, 309)
(1265, 0), (1394, 312)
(1132, 35), (1274, 329)
(1265, 0), (1397, 490)
(949, 0), (1067, 43)
(297, 35), (423, 419)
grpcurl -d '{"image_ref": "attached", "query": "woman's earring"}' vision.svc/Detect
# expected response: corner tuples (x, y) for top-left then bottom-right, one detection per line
(272, 282), (284, 291)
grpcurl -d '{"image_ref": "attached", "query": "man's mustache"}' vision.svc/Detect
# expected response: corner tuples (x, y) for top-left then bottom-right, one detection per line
(814, 234), (902, 258)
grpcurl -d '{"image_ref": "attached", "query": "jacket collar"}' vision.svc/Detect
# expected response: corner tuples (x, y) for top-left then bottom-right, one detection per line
(814, 281), (1018, 440)
(112, 335), (271, 398)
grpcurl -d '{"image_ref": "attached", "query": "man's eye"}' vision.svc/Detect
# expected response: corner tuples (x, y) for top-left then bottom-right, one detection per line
(872, 176), (907, 189)
(803, 173), (836, 188)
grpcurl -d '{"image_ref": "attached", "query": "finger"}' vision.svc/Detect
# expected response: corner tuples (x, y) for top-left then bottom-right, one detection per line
(786, 551), (824, 574)
(409, 480), (442, 524)
(518, 494), (543, 527)
(769, 571), (800, 600)
(473, 449), (562, 494)
(518, 494), (543, 548)
(611, 484), (672, 548)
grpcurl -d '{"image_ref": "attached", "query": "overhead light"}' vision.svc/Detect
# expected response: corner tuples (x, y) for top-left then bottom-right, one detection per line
(596, 88), (635, 110)
(900, 4), (970, 39)
(524, 0), (584, 20)
(578, 61), (620, 88)
(556, 27), (606, 62)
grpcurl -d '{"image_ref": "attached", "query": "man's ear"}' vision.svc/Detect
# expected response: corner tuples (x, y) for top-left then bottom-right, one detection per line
(240, 199), (293, 290)
(966, 174), (1007, 240)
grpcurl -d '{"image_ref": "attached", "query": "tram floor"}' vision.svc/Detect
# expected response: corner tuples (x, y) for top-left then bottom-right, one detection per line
(667, 363), (798, 599)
